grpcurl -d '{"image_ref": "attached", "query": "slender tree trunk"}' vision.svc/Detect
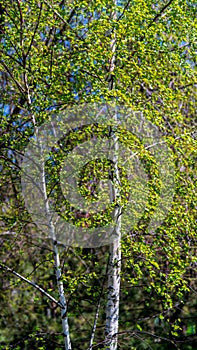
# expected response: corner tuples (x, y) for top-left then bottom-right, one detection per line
(25, 87), (72, 350)
(40, 159), (72, 350)
(105, 3), (122, 349)
(105, 130), (122, 350)
(3, 1), (72, 346)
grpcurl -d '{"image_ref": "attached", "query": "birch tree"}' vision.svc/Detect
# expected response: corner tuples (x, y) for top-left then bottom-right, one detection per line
(105, 3), (121, 350)
(0, 0), (196, 349)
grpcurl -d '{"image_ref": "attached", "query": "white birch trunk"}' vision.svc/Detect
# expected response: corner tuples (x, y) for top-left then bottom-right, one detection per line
(25, 88), (72, 350)
(105, 3), (122, 349)
(5, 3), (72, 345)
(105, 131), (122, 350)
(40, 161), (72, 350)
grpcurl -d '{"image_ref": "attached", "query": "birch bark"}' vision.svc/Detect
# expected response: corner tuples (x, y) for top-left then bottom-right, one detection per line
(3, 2), (72, 348)
(105, 3), (122, 349)
(25, 78), (72, 350)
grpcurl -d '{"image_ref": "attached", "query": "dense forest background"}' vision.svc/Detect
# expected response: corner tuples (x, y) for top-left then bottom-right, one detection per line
(0, 0), (196, 349)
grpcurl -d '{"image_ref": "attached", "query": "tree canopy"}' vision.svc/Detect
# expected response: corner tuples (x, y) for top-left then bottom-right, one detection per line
(0, 0), (196, 349)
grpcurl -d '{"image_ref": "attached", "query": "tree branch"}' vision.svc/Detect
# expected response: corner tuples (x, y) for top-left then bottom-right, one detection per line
(148, 0), (174, 27)
(25, 2), (43, 59)
(0, 262), (63, 308)
(0, 60), (26, 95)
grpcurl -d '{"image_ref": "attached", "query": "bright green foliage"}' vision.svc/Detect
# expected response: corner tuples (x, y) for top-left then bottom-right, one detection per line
(0, 0), (196, 349)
